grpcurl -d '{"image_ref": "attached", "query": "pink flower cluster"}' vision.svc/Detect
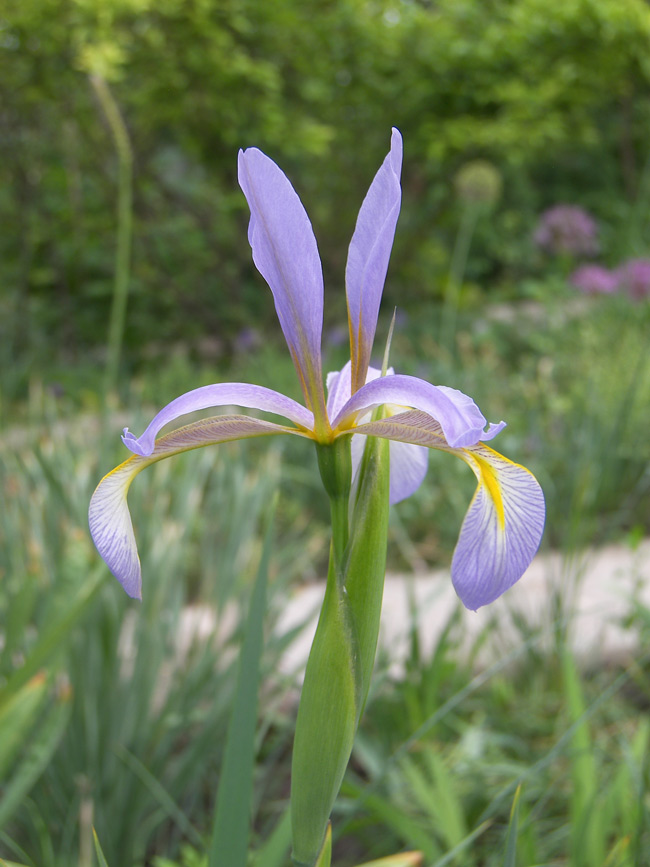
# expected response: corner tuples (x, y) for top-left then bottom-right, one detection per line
(534, 205), (599, 257)
(570, 260), (650, 299)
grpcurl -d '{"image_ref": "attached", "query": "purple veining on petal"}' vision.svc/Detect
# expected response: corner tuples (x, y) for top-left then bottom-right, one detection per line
(121, 383), (314, 457)
(91, 415), (300, 597)
(238, 147), (326, 412)
(346, 128), (403, 392)
(450, 447), (545, 610)
(350, 411), (544, 608)
(333, 374), (502, 449)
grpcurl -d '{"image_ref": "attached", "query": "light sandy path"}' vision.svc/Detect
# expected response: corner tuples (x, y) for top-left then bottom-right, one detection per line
(275, 540), (650, 677)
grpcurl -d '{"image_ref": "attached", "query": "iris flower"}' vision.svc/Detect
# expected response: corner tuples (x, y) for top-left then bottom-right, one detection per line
(89, 129), (544, 609)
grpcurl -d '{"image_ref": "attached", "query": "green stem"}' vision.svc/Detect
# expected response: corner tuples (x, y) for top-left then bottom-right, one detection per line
(90, 74), (133, 401)
(440, 203), (479, 355)
(316, 438), (352, 569)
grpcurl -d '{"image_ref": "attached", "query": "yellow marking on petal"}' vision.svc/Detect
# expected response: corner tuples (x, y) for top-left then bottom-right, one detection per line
(473, 453), (505, 529)
(101, 454), (146, 484)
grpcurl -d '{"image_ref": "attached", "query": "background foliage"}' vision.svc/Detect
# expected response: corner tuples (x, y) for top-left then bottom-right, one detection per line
(3, 0), (650, 387)
(3, 0), (650, 864)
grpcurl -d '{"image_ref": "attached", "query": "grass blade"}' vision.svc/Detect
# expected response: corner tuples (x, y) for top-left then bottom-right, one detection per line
(208, 504), (275, 867)
(0, 569), (104, 705)
(0, 689), (71, 828)
(114, 745), (203, 847)
(503, 785), (521, 867)
(314, 823), (332, 867)
(429, 821), (492, 867)
(253, 808), (291, 867)
(354, 852), (423, 866)
(92, 829), (110, 867)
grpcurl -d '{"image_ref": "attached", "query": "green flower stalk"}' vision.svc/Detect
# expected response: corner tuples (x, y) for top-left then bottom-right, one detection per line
(89, 129), (545, 865)
(292, 433), (389, 865)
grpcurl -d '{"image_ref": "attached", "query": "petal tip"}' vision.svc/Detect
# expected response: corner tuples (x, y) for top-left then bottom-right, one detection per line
(122, 429), (151, 457)
(390, 128), (403, 169)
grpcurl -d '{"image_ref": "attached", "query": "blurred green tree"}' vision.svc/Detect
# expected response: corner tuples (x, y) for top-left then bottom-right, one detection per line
(1, 0), (650, 383)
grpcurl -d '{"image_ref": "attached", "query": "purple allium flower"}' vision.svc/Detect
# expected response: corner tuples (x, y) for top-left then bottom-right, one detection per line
(616, 259), (650, 300)
(234, 326), (261, 353)
(533, 205), (599, 257)
(325, 324), (348, 347)
(570, 264), (618, 295)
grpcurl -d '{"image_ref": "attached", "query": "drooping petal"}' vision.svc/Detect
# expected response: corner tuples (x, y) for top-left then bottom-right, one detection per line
(346, 128), (403, 394)
(122, 383), (314, 457)
(89, 415), (304, 598)
(238, 147), (327, 427)
(332, 374), (505, 449)
(450, 444), (545, 610)
(350, 410), (545, 609)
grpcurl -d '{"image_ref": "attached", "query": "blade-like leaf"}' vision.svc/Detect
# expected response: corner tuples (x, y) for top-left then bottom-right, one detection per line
(290, 552), (359, 866)
(345, 434), (390, 717)
(353, 853), (423, 867)
(253, 807), (291, 867)
(503, 785), (521, 867)
(0, 690), (71, 828)
(0, 674), (49, 778)
(0, 569), (104, 705)
(314, 824), (332, 867)
(92, 829), (110, 867)
(208, 503), (275, 867)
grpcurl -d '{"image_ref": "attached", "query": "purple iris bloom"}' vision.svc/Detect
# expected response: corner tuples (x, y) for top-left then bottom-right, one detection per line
(534, 205), (599, 257)
(89, 130), (545, 610)
(570, 264), (618, 295)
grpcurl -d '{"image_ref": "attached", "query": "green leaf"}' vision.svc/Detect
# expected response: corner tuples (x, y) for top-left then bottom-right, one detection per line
(290, 553), (359, 866)
(562, 647), (604, 867)
(291, 435), (390, 866)
(114, 745), (202, 848)
(0, 568), (104, 707)
(208, 504), (275, 867)
(0, 674), (49, 779)
(253, 807), (291, 867)
(92, 829), (110, 867)
(314, 824), (332, 867)
(503, 785), (521, 867)
(0, 689), (71, 828)
(345, 435), (390, 717)
(353, 853), (423, 867)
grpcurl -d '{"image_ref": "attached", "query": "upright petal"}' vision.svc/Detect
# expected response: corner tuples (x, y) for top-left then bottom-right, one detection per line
(332, 374), (505, 449)
(350, 410), (545, 609)
(325, 360), (354, 422)
(346, 128), (403, 394)
(89, 415), (304, 598)
(238, 147), (327, 429)
(122, 382), (314, 457)
(351, 432), (428, 505)
(329, 362), (428, 504)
